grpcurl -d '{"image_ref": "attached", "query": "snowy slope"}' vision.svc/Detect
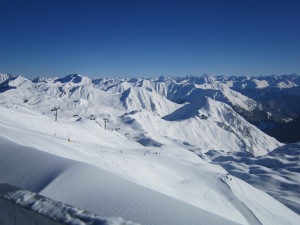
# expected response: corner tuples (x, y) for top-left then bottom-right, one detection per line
(134, 97), (279, 155)
(0, 104), (299, 224)
(0, 74), (14, 84)
(120, 87), (182, 116)
(0, 74), (281, 155)
(0, 136), (239, 225)
(0, 183), (138, 225)
(206, 143), (300, 215)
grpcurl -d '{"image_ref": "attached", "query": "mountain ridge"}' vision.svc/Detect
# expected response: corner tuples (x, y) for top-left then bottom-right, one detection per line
(0, 73), (283, 155)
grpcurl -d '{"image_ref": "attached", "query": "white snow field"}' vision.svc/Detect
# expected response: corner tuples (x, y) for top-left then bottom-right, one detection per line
(0, 103), (299, 225)
(206, 143), (300, 214)
(0, 74), (299, 224)
(0, 183), (138, 225)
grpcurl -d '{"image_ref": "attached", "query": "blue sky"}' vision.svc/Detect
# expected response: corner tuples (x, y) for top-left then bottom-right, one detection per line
(0, 0), (299, 78)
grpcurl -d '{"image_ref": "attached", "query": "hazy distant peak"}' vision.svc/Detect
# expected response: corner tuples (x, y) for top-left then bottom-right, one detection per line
(0, 73), (15, 84)
(54, 74), (90, 84)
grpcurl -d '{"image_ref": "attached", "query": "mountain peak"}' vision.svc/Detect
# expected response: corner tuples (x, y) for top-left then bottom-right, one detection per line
(0, 73), (15, 84)
(54, 74), (90, 84)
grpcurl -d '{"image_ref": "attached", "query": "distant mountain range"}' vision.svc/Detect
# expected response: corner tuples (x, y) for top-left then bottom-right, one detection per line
(1, 73), (299, 144)
(94, 74), (300, 143)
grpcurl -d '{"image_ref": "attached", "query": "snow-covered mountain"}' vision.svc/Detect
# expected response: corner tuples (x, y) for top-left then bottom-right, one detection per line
(0, 74), (282, 155)
(215, 75), (300, 125)
(91, 74), (300, 142)
(3, 73), (298, 126)
(0, 73), (299, 224)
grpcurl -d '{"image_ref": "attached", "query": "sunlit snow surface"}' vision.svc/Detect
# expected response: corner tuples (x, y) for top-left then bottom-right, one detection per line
(0, 74), (299, 224)
(2, 187), (138, 225)
(206, 143), (300, 214)
(0, 103), (299, 224)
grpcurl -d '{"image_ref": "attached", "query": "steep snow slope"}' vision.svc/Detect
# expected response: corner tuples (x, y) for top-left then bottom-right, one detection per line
(0, 104), (299, 224)
(0, 184), (138, 225)
(120, 87), (181, 116)
(136, 97), (279, 155)
(206, 143), (300, 214)
(0, 74), (14, 84)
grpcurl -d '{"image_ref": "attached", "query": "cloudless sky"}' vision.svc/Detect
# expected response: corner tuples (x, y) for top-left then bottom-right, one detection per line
(0, 0), (299, 78)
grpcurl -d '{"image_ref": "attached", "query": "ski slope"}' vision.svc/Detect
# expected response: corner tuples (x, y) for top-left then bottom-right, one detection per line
(0, 103), (299, 225)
